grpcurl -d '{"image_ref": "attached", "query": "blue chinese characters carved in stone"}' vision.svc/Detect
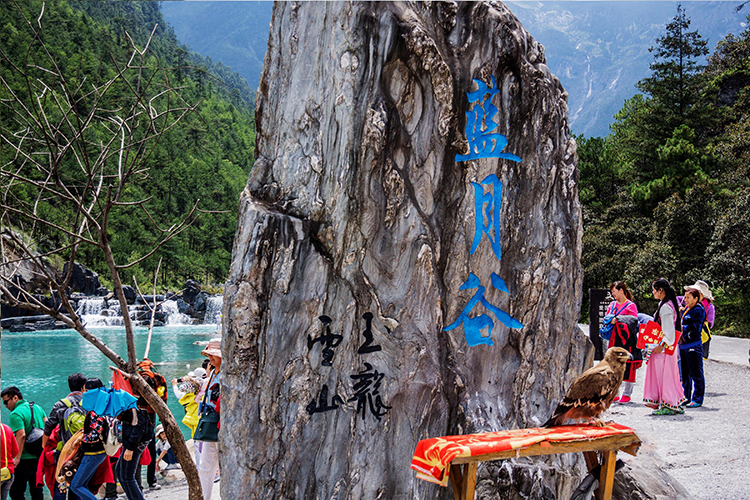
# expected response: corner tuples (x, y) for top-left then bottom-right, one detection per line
(444, 273), (523, 346)
(455, 77), (522, 163)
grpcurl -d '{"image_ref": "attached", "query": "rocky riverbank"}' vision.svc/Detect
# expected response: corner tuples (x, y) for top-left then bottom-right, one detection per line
(2, 262), (223, 331)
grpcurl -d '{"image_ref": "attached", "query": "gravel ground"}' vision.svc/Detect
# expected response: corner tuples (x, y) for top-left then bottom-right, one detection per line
(134, 474), (220, 500)
(594, 332), (750, 500)
(136, 334), (750, 500)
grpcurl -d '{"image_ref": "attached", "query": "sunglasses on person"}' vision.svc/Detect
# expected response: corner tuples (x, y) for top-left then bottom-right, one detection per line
(2, 398), (10, 407)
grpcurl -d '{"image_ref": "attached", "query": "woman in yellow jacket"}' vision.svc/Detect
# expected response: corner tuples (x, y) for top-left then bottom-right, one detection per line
(171, 377), (201, 437)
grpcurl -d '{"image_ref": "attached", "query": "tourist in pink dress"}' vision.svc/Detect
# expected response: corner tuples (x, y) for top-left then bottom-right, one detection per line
(605, 281), (641, 402)
(643, 278), (686, 415)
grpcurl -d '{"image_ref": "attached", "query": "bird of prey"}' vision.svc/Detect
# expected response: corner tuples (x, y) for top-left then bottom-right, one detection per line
(542, 347), (632, 427)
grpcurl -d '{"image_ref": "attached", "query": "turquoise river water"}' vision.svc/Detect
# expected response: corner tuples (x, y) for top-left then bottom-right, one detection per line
(1, 324), (219, 441)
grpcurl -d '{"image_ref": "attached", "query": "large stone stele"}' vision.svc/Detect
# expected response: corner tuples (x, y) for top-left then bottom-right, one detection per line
(222, 2), (589, 498)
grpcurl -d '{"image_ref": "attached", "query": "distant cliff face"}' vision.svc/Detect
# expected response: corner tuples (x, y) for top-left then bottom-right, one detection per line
(222, 2), (587, 498)
(508, 1), (744, 137)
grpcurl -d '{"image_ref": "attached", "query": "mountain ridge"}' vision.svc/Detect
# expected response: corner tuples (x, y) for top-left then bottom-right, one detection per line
(509, 1), (747, 136)
(160, 1), (747, 137)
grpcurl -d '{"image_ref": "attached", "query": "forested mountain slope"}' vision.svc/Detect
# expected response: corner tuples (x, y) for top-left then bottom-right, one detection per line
(160, 0), (273, 93)
(577, 8), (750, 336)
(0, 1), (255, 287)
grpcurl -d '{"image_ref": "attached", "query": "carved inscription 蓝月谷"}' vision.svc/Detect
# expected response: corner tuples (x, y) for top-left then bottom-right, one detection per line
(444, 78), (524, 346)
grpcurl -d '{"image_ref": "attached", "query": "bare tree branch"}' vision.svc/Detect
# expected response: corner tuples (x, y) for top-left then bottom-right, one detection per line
(0, 7), (205, 498)
(134, 257), (162, 360)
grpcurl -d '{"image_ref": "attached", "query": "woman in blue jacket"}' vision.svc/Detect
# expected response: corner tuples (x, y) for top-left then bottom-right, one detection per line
(680, 288), (707, 408)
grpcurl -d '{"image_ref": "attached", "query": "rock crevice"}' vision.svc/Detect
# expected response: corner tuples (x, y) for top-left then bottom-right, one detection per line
(223, 2), (586, 498)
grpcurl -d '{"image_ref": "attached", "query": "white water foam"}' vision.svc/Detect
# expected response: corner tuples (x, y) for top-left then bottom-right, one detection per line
(162, 300), (192, 326)
(204, 296), (223, 325)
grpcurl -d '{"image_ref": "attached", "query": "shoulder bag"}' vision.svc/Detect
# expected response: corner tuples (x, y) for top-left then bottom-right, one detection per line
(24, 402), (45, 457)
(701, 321), (712, 359)
(193, 375), (219, 442)
(55, 429), (83, 486)
(600, 301), (631, 341)
(104, 417), (121, 456)
(1, 426), (11, 482)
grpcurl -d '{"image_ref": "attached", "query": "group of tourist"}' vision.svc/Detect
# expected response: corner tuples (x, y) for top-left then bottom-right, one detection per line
(0, 338), (223, 500)
(602, 278), (715, 416)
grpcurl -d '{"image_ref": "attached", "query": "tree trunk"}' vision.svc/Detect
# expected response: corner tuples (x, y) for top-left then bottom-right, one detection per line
(223, 2), (587, 498)
(128, 374), (204, 500)
(100, 238), (204, 500)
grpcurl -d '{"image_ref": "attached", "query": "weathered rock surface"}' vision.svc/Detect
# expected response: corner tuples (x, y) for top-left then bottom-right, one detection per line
(223, 2), (588, 499)
(122, 285), (137, 304)
(62, 261), (101, 296)
(193, 291), (209, 312)
(613, 454), (695, 500)
(183, 279), (201, 304)
(1, 231), (58, 318)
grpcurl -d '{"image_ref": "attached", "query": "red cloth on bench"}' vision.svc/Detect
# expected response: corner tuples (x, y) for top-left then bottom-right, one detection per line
(411, 423), (635, 486)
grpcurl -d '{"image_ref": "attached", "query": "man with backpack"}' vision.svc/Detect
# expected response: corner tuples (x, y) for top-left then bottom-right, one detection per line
(1, 386), (47, 500)
(42, 373), (86, 500)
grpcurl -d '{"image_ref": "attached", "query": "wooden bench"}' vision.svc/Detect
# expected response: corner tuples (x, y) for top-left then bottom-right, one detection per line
(411, 424), (641, 500)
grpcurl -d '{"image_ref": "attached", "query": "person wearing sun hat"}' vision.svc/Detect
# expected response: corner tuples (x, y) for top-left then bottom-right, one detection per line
(195, 339), (221, 500)
(683, 280), (715, 329)
(192, 367), (207, 380)
(153, 424), (180, 473)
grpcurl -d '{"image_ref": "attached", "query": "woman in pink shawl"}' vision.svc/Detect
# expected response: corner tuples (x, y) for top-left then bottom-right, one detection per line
(605, 281), (641, 403)
(643, 278), (687, 415)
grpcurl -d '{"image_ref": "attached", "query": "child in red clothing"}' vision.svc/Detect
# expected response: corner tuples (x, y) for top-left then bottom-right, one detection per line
(1, 422), (20, 500)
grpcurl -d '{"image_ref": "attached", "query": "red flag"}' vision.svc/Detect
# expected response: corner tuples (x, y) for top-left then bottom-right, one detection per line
(112, 370), (133, 395)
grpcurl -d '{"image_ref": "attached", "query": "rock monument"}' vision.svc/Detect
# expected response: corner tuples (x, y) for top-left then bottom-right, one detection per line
(223, 2), (588, 498)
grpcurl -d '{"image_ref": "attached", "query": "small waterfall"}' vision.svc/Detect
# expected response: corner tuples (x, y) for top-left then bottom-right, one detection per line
(73, 294), (218, 327)
(78, 298), (104, 316)
(108, 302), (139, 322)
(76, 298), (146, 327)
(77, 298), (123, 327)
(162, 300), (192, 326)
(204, 296), (223, 325)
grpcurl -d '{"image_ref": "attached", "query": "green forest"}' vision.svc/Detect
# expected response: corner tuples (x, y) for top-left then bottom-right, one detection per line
(578, 7), (750, 336)
(0, 1), (254, 290)
(2, 3), (748, 336)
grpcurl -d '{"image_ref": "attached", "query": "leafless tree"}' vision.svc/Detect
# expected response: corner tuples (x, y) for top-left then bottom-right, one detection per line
(0, 5), (205, 499)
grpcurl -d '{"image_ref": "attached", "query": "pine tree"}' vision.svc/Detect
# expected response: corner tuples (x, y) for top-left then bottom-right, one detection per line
(609, 5), (712, 208)
(636, 4), (709, 131)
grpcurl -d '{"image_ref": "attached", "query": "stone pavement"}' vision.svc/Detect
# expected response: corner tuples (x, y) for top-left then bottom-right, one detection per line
(579, 326), (750, 500)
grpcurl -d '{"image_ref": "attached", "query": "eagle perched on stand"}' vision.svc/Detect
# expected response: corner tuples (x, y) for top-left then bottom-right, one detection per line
(543, 347), (632, 427)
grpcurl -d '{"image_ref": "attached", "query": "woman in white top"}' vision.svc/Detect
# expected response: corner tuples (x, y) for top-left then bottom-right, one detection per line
(642, 278), (687, 415)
